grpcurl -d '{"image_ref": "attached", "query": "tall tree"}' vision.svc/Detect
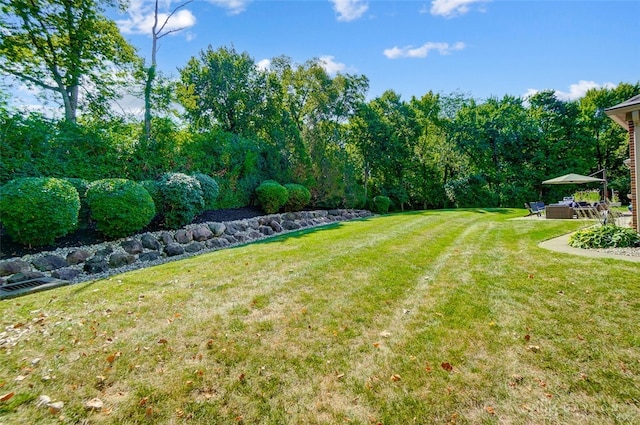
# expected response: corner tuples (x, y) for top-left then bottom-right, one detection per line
(142, 0), (192, 143)
(177, 45), (268, 136)
(0, 0), (138, 123)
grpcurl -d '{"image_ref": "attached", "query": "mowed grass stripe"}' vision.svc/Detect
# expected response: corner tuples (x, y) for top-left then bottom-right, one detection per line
(1, 210), (638, 424)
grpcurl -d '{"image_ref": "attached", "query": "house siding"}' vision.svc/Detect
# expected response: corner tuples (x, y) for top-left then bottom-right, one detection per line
(630, 119), (637, 231)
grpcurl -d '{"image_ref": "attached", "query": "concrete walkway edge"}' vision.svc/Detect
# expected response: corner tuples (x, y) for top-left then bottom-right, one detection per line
(538, 233), (640, 262)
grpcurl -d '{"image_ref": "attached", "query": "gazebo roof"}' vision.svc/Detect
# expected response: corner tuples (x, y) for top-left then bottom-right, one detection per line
(605, 94), (640, 130)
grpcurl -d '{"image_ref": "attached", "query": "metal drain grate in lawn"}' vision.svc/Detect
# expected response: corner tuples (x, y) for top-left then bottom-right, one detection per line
(0, 277), (69, 300)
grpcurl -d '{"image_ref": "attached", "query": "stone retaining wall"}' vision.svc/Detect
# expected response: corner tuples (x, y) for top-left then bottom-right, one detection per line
(0, 209), (372, 287)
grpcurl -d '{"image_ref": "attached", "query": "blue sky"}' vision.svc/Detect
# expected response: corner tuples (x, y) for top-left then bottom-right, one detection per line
(6, 0), (640, 115)
(110, 0), (639, 104)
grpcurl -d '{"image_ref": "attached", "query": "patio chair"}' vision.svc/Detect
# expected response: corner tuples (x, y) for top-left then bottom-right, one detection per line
(525, 201), (545, 217)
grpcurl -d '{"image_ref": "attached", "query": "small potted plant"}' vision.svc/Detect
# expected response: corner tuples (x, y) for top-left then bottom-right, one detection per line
(610, 191), (621, 207)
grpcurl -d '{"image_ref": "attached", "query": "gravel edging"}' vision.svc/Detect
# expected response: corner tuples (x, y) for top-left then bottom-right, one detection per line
(0, 209), (373, 288)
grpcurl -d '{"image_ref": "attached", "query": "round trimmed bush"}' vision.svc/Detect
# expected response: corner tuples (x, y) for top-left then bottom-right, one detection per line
(86, 178), (156, 238)
(192, 173), (219, 210)
(158, 172), (204, 229)
(255, 181), (288, 214)
(0, 177), (80, 246)
(372, 195), (391, 214)
(284, 183), (311, 212)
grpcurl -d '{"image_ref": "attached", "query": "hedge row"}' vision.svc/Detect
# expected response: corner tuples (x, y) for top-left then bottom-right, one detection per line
(0, 173), (220, 247)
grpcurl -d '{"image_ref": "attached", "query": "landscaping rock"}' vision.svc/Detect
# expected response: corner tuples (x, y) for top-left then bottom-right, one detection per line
(223, 235), (237, 244)
(175, 229), (193, 244)
(109, 253), (136, 268)
(32, 255), (68, 272)
(165, 243), (185, 257)
(185, 242), (205, 253)
(259, 225), (274, 236)
(7, 271), (46, 283)
(208, 222), (226, 237)
(282, 220), (301, 231)
(192, 225), (213, 241)
(0, 260), (32, 276)
(206, 238), (229, 249)
(121, 239), (143, 255)
(52, 268), (81, 281)
(84, 258), (109, 274)
(269, 221), (283, 233)
(139, 252), (161, 262)
(141, 233), (162, 251)
(224, 223), (239, 235)
(160, 232), (174, 245)
(95, 245), (114, 259)
(66, 249), (90, 265)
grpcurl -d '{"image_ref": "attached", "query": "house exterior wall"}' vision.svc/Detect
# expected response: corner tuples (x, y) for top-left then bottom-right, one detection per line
(631, 119), (638, 232)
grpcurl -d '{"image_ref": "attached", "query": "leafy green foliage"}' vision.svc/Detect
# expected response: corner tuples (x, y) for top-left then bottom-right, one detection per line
(283, 183), (311, 212)
(192, 173), (220, 210)
(139, 180), (162, 214)
(372, 195), (391, 214)
(568, 225), (639, 248)
(0, 177), (79, 246)
(255, 181), (288, 214)
(62, 177), (91, 227)
(157, 173), (204, 229)
(86, 179), (156, 238)
(0, 0), (138, 122)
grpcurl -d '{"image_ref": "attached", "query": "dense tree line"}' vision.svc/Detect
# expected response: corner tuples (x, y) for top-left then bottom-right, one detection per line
(1, 1), (638, 211)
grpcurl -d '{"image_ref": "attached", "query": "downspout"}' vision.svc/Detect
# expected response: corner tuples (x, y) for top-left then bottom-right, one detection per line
(633, 110), (640, 232)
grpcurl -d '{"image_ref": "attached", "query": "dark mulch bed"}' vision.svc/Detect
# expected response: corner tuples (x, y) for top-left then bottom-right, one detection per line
(0, 207), (265, 260)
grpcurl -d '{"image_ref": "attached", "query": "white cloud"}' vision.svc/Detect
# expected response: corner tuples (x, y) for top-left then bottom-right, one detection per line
(525, 80), (617, 102)
(256, 58), (271, 71)
(430, 0), (488, 18)
(117, 1), (196, 36)
(331, 0), (369, 22)
(383, 42), (465, 59)
(319, 56), (346, 75)
(206, 0), (251, 15)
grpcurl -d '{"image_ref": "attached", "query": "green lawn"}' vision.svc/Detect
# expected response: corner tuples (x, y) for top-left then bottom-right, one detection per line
(1, 209), (638, 424)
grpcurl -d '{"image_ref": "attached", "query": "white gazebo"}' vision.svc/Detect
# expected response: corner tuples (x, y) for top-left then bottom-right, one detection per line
(605, 94), (640, 232)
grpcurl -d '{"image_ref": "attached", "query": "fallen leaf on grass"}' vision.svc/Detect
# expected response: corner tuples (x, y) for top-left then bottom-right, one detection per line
(485, 406), (495, 415)
(106, 352), (121, 363)
(158, 339), (168, 344)
(0, 392), (15, 402)
(441, 362), (453, 372)
(85, 398), (104, 411)
(48, 401), (64, 413)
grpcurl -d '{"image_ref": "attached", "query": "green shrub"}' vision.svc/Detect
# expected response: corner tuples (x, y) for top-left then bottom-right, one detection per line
(569, 225), (640, 249)
(86, 179), (156, 239)
(157, 172), (204, 229)
(283, 183), (311, 212)
(192, 173), (219, 210)
(372, 195), (392, 214)
(139, 180), (162, 214)
(255, 181), (288, 214)
(63, 177), (91, 227)
(0, 177), (79, 246)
